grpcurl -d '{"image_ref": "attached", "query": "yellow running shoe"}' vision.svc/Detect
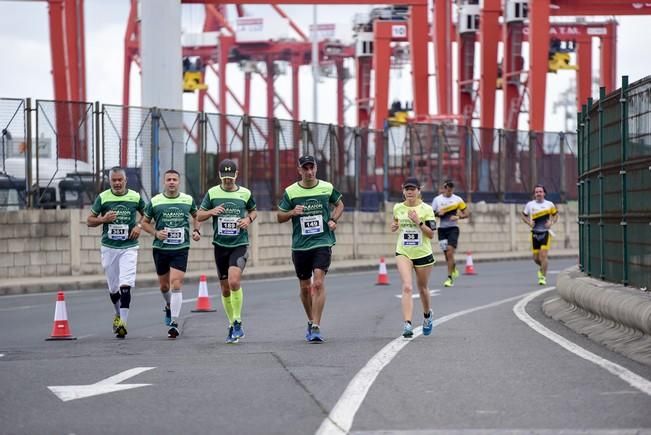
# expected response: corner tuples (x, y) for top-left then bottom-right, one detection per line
(538, 276), (547, 286)
(112, 315), (121, 333)
(537, 269), (544, 280)
(443, 277), (454, 287)
(452, 268), (460, 280)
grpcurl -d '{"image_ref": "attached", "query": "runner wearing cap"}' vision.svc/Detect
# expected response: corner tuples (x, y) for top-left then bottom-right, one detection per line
(140, 169), (201, 339)
(197, 159), (257, 343)
(277, 155), (344, 342)
(431, 180), (469, 287)
(391, 176), (437, 338)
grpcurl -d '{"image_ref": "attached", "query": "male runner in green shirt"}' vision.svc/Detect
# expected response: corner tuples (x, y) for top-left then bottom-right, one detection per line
(141, 169), (201, 339)
(197, 159), (257, 343)
(277, 155), (344, 342)
(87, 167), (146, 339)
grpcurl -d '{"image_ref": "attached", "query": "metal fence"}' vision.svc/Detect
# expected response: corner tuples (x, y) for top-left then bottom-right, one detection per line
(578, 76), (651, 289)
(1, 97), (577, 211)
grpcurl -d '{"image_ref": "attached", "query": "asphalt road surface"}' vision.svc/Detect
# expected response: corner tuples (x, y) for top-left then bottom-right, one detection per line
(1, 258), (650, 435)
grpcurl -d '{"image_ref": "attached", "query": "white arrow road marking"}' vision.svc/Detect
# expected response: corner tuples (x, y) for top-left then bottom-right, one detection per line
(48, 367), (155, 402)
(394, 289), (441, 299)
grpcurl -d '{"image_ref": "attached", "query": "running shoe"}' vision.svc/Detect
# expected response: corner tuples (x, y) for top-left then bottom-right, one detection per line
(422, 310), (434, 336)
(112, 315), (121, 333)
(232, 320), (245, 339)
(538, 276), (547, 286)
(451, 267), (460, 280)
(537, 269), (544, 280)
(305, 321), (313, 341)
(163, 304), (172, 326)
(226, 325), (239, 344)
(168, 321), (179, 339)
(115, 321), (127, 339)
(309, 325), (324, 342)
(402, 321), (414, 338)
(443, 277), (454, 287)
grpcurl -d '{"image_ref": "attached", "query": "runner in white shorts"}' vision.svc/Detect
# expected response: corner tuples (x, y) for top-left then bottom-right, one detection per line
(87, 167), (146, 339)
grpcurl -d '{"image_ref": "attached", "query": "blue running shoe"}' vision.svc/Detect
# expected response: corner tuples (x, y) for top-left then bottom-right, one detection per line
(422, 310), (434, 336)
(226, 325), (239, 344)
(402, 321), (413, 338)
(232, 320), (245, 339)
(305, 321), (313, 341)
(163, 304), (172, 326)
(309, 325), (324, 342)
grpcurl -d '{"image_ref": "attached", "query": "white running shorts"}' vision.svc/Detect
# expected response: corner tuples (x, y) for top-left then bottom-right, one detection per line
(100, 246), (138, 292)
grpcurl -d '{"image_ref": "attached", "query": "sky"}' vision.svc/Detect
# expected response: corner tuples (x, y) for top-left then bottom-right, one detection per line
(1, 1), (650, 132)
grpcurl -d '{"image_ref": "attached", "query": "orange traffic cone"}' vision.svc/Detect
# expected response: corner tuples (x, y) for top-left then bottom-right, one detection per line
(45, 291), (77, 341)
(191, 274), (217, 312)
(375, 257), (390, 285)
(464, 252), (477, 275)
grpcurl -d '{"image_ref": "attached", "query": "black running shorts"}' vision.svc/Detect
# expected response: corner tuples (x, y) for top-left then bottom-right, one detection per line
(213, 245), (249, 280)
(291, 246), (332, 281)
(153, 248), (189, 275)
(437, 227), (460, 250)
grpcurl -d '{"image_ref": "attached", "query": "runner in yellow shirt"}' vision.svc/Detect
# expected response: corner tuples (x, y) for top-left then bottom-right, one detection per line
(391, 177), (437, 338)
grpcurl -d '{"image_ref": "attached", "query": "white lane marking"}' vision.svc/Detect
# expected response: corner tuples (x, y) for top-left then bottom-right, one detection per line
(0, 353), (5, 358)
(513, 288), (651, 396)
(394, 289), (441, 299)
(316, 292), (532, 435)
(48, 367), (155, 402)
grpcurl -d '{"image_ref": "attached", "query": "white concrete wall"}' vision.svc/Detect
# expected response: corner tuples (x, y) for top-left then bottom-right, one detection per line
(0, 203), (579, 278)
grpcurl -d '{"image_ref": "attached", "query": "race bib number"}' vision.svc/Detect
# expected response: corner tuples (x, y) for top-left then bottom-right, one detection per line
(402, 229), (421, 247)
(300, 215), (323, 235)
(218, 216), (240, 236)
(164, 227), (185, 245)
(108, 224), (129, 241)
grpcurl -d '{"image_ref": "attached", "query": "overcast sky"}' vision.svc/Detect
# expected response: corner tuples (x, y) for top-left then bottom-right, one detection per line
(1, 1), (650, 131)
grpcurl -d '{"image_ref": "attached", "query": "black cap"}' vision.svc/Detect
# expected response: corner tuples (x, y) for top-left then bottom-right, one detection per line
(219, 159), (237, 178)
(402, 177), (420, 189)
(443, 179), (454, 188)
(298, 155), (316, 167)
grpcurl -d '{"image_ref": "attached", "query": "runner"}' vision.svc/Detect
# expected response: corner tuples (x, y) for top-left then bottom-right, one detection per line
(277, 155), (344, 342)
(431, 180), (469, 287)
(141, 169), (201, 338)
(391, 177), (436, 338)
(87, 167), (146, 339)
(197, 159), (257, 344)
(521, 184), (558, 285)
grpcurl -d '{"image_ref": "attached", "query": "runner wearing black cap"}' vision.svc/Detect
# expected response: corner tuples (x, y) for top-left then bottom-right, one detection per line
(391, 177), (437, 338)
(197, 159), (257, 343)
(277, 155), (344, 342)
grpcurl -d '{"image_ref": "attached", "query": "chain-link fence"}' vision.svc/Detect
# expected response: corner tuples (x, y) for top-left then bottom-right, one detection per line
(1, 97), (577, 212)
(578, 75), (651, 289)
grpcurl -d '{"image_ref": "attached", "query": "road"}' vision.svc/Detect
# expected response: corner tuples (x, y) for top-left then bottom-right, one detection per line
(1, 258), (650, 435)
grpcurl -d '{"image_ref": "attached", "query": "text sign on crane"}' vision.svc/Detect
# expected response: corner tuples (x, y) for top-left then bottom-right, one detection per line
(392, 24), (408, 39)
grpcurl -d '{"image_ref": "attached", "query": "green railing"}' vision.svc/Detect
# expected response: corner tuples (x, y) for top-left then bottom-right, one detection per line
(578, 75), (651, 289)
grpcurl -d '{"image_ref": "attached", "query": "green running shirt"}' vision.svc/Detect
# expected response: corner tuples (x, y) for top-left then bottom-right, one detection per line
(278, 180), (342, 251)
(90, 189), (146, 249)
(144, 192), (198, 251)
(200, 185), (257, 248)
(393, 201), (435, 259)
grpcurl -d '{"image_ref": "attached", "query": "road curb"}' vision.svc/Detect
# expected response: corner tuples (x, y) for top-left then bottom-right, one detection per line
(544, 265), (651, 366)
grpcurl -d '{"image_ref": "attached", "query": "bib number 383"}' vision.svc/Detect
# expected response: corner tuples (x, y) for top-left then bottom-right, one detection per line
(300, 215), (323, 235)
(164, 227), (185, 244)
